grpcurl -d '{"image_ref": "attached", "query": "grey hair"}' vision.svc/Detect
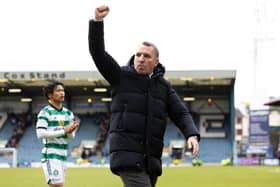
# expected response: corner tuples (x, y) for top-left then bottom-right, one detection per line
(142, 41), (159, 58)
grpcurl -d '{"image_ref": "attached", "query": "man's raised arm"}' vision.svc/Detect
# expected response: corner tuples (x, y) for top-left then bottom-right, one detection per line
(88, 5), (121, 85)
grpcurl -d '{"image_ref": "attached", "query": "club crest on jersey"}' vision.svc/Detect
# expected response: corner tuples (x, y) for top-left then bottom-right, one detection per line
(59, 120), (64, 126)
(53, 169), (59, 176)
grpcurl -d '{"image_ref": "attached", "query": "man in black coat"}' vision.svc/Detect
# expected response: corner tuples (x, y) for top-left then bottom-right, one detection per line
(88, 5), (200, 187)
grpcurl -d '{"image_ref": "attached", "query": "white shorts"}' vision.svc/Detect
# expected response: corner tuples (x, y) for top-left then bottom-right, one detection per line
(41, 159), (66, 184)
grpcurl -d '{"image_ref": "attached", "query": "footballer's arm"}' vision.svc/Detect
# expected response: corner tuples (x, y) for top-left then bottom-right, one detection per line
(36, 123), (78, 139)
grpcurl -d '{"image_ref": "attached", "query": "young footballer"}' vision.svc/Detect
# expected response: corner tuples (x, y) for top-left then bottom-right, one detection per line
(36, 81), (79, 187)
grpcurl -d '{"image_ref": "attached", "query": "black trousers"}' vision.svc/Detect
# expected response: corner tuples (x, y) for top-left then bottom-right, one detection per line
(119, 170), (158, 187)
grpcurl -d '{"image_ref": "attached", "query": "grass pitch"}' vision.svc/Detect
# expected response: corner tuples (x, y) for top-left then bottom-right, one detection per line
(0, 166), (279, 187)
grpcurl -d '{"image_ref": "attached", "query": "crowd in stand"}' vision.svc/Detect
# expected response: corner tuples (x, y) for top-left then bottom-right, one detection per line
(94, 113), (110, 150)
(80, 112), (110, 162)
(3, 111), (109, 150)
(3, 111), (111, 163)
(5, 113), (34, 148)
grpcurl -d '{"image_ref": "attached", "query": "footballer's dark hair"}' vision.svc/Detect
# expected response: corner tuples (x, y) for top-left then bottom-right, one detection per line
(44, 81), (64, 99)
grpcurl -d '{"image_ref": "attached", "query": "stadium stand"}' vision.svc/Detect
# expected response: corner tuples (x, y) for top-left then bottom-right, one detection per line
(17, 124), (42, 165)
(198, 138), (232, 163)
(0, 117), (14, 141)
(0, 70), (237, 166)
(164, 122), (232, 164)
(1, 112), (234, 165)
(0, 112), (7, 129)
(16, 114), (101, 163)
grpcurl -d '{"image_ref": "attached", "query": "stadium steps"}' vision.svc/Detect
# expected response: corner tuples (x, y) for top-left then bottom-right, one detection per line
(164, 123), (185, 146)
(0, 120), (15, 140)
(68, 116), (100, 162)
(198, 138), (232, 163)
(163, 123), (232, 164)
(16, 116), (100, 163)
(15, 116), (233, 164)
(17, 125), (42, 163)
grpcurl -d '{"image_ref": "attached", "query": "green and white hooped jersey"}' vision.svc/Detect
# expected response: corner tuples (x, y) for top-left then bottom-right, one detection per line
(36, 105), (74, 162)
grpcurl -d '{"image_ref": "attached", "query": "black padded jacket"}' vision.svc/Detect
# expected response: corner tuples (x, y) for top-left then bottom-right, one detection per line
(88, 20), (200, 176)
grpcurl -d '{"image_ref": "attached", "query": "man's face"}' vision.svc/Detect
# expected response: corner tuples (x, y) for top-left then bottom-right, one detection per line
(134, 44), (159, 75)
(49, 85), (65, 103)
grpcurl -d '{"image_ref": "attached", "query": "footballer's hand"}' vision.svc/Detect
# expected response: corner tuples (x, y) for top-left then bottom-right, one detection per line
(95, 5), (110, 21)
(186, 136), (199, 158)
(64, 123), (78, 134)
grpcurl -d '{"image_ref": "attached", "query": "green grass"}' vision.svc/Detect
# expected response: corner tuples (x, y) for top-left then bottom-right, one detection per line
(0, 166), (279, 187)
